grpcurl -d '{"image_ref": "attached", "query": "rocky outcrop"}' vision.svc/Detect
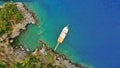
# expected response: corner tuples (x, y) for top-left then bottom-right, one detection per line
(32, 40), (85, 68)
(0, 2), (37, 41)
(10, 2), (37, 38)
(0, 2), (36, 66)
(0, 2), (88, 68)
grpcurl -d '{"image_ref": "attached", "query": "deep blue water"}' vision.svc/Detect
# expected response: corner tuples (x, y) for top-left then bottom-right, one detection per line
(1, 0), (120, 68)
(36, 0), (120, 68)
(67, 0), (120, 68)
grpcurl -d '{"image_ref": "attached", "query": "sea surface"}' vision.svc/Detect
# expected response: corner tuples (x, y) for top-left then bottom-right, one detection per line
(1, 0), (120, 68)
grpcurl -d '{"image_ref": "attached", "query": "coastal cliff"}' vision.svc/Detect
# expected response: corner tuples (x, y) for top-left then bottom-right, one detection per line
(0, 2), (88, 68)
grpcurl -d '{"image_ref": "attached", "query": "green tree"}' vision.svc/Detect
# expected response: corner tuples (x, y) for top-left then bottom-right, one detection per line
(0, 2), (23, 35)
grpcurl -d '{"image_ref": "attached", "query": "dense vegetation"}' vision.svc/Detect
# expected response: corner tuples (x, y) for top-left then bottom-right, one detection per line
(0, 2), (23, 34)
(0, 55), (55, 68)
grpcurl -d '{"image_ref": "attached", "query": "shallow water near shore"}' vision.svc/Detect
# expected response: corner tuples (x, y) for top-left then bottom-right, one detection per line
(1, 0), (120, 68)
(13, 0), (83, 64)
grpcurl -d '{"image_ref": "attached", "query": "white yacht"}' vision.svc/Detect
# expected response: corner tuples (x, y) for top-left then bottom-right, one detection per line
(54, 24), (69, 51)
(58, 25), (69, 43)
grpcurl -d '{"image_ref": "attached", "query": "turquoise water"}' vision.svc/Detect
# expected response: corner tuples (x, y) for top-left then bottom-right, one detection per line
(14, 1), (83, 65)
(1, 0), (120, 68)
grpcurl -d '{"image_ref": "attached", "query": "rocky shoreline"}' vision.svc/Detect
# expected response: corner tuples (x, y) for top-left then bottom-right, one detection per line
(0, 2), (88, 68)
(0, 2), (37, 66)
(10, 2), (37, 38)
(35, 40), (85, 68)
(0, 2), (37, 41)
